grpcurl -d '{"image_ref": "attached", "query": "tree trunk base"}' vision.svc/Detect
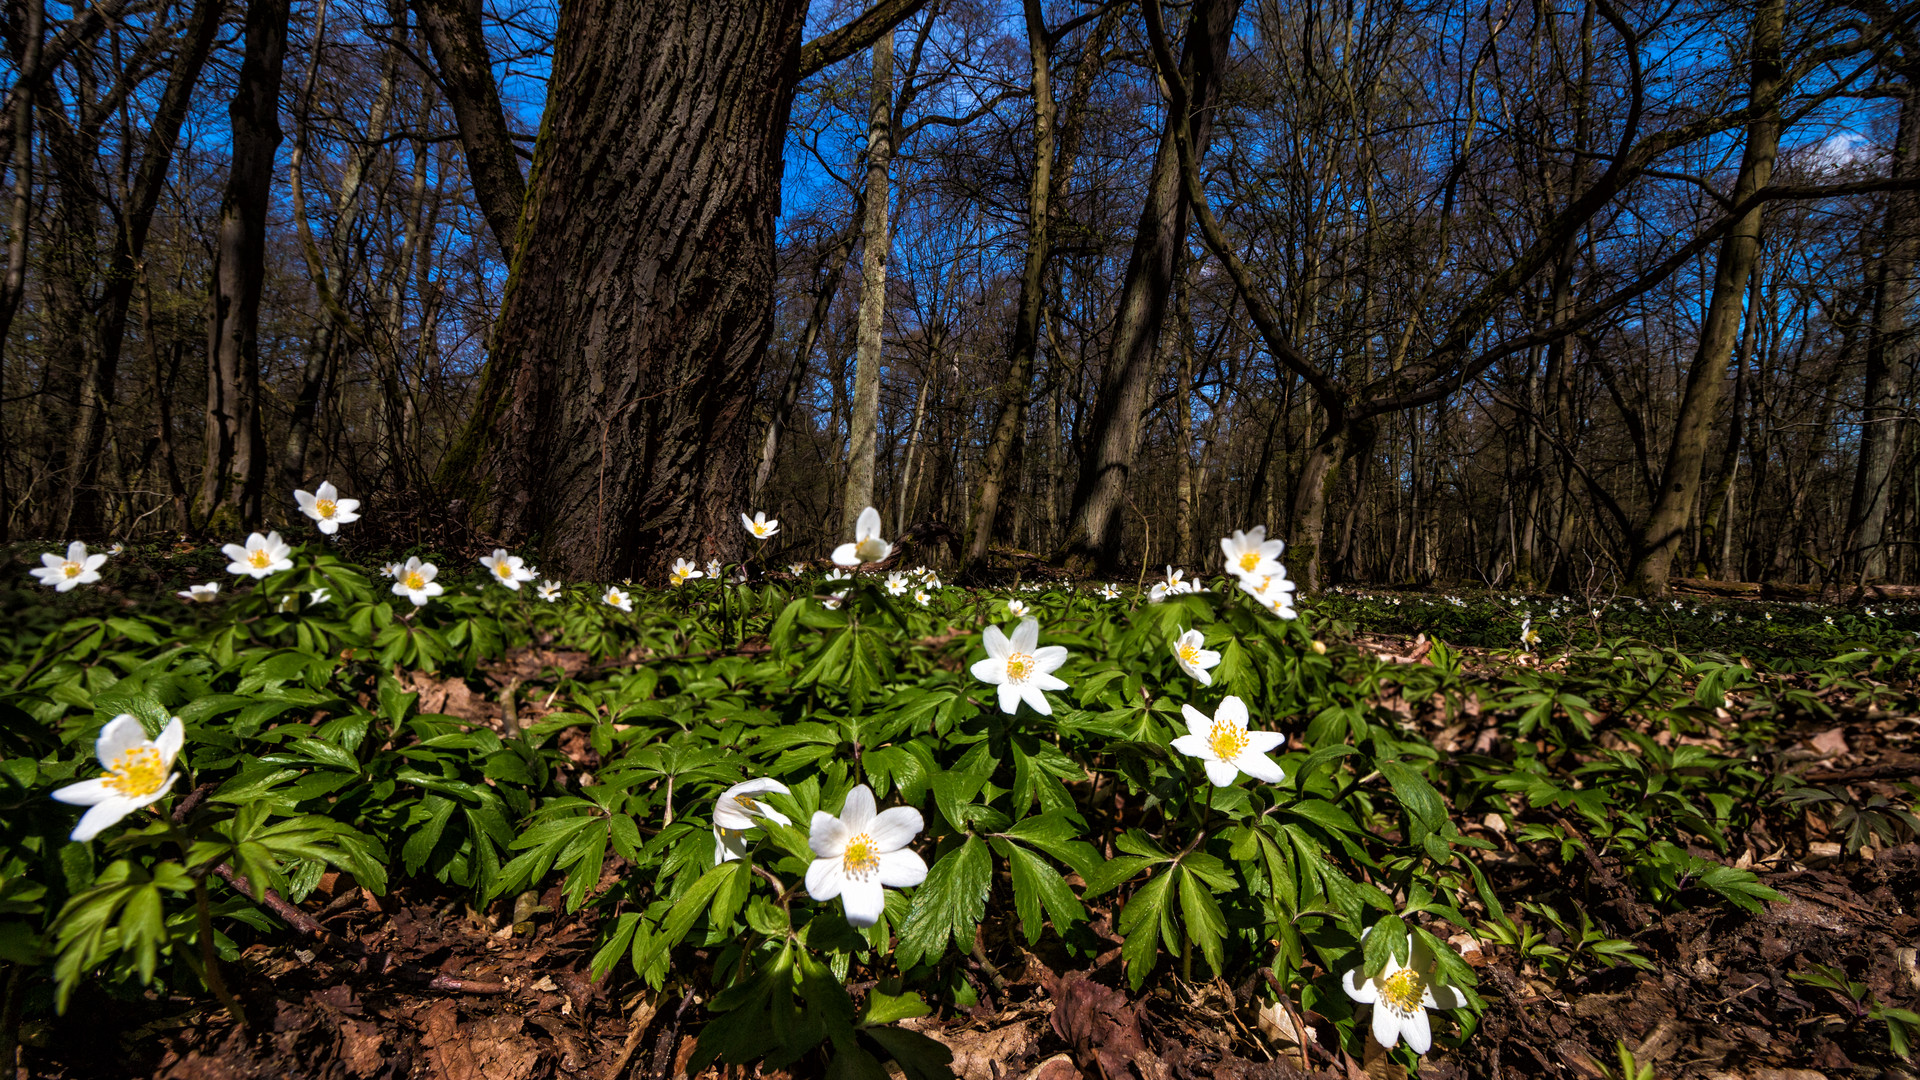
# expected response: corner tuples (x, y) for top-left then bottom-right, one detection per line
(1670, 578), (1920, 604)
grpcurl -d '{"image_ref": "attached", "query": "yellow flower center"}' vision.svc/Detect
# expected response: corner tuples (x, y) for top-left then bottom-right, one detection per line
(495, 562), (514, 578)
(1178, 642), (1201, 664)
(843, 833), (880, 875)
(1208, 719), (1249, 761)
(404, 572), (426, 590)
(105, 747), (168, 797)
(61, 560), (83, 578)
(1238, 551), (1261, 572)
(1379, 968), (1427, 1016)
(314, 498), (336, 519)
(753, 523), (769, 536)
(1004, 651), (1036, 683)
(734, 794), (758, 811)
(248, 549), (272, 568)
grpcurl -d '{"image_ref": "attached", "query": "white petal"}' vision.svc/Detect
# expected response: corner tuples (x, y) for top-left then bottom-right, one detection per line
(1021, 683), (1054, 716)
(1202, 758), (1240, 786)
(1168, 734), (1211, 760)
(295, 489), (317, 511)
(1179, 703), (1211, 733)
(970, 657), (1006, 684)
(1032, 672), (1068, 691)
(996, 682), (1022, 715)
(981, 624), (1010, 659)
(334, 502), (360, 519)
(714, 826), (747, 864)
(1011, 617), (1040, 653)
(318, 518), (339, 534)
(831, 542), (860, 566)
(70, 797), (136, 842)
(1237, 752), (1285, 784)
(839, 876), (887, 928)
(1031, 645), (1070, 673)
(1342, 967), (1379, 1003)
(809, 811), (849, 857)
(713, 800), (757, 831)
(1401, 1006), (1432, 1054)
(66, 541), (89, 562)
(83, 554), (108, 572)
(875, 847), (927, 888)
(1195, 649), (1221, 667)
(1244, 730), (1286, 754)
(805, 857), (844, 901)
(221, 544), (248, 563)
(856, 506), (881, 540)
(1188, 665), (1213, 687)
(1370, 1001), (1403, 1050)
(154, 718), (184, 764)
(868, 807), (923, 850)
(316, 481), (338, 501)
(1425, 983), (1466, 1010)
(50, 778), (116, 805)
(1215, 696), (1250, 730)
(96, 714), (149, 766)
(839, 785), (876, 831)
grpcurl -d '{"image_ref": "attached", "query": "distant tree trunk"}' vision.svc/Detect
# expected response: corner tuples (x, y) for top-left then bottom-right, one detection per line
(842, 30), (894, 535)
(1700, 260), (1760, 577)
(196, 0), (291, 531)
(964, 0), (1053, 574)
(1056, 0), (1238, 575)
(1630, 0), (1779, 594)
(413, 0), (524, 261)
(65, 0), (223, 536)
(756, 226), (855, 499)
(0, 0), (42, 543)
(1847, 73), (1918, 583)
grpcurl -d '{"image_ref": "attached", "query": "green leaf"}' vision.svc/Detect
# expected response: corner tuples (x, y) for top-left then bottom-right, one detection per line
(1002, 842), (1087, 943)
(1117, 870), (1176, 990)
(896, 837), (990, 970)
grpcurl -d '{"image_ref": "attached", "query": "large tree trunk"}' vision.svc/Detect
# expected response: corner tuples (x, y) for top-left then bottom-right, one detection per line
(0, 0), (42, 543)
(963, 0), (1053, 574)
(1055, 0), (1238, 575)
(443, 0), (808, 580)
(842, 30), (893, 535)
(65, 0), (223, 536)
(1847, 72), (1918, 583)
(1630, 0), (1779, 594)
(195, 0), (292, 531)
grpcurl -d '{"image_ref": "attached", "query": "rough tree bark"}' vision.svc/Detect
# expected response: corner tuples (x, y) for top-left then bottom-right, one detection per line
(0, 0), (43, 543)
(195, 0), (292, 530)
(438, 0), (927, 581)
(1630, 0), (1780, 594)
(1055, 0), (1238, 575)
(842, 28), (894, 534)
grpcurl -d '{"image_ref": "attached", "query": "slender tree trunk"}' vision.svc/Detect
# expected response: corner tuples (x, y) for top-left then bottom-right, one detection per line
(964, 0), (1053, 573)
(1700, 260), (1760, 576)
(412, 0), (524, 261)
(756, 227), (855, 499)
(65, 0), (223, 536)
(1847, 75), (1919, 583)
(1057, 0), (1238, 575)
(842, 30), (894, 534)
(195, 0), (292, 530)
(0, 0), (41, 542)
(1630, 0), (1779, 593)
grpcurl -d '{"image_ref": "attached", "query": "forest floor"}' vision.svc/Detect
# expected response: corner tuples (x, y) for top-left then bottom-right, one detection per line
(26, 626), (1919, 1080)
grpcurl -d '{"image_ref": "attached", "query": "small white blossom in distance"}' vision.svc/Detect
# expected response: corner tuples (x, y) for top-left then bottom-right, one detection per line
(742, 512), (780, 540)
(1172, 627), (1222, 685)
(669, 558), (704, 586)
(107, 543), (124, 556)
(1007, 599), (1030, 618)
(913, 588), (931, 606)
(823, 590), (847, 610)
(392, 557), (443, 607)
(223, 532), (294, 580)
(706, 559), (722, 579)
(51, 714), (184, 842)
(480, 549), (536, 591)
(32, 541), (109, 592)
(1170, 696), (1285, 786)
(788, 562), (808, 575)
(1098, 584), (1120, 600)
(1342, 928), (1466, 1055)
(537, 580), (561, 602)
(884, 572), (909, 596)
(177, 583), (221, 602)
(604, 586), (634, 612)
(970, 617), (1070, 716)
(805, 784), (926, 928)
(832, 506), (892, 567)
(294, 481), (361, 534)
(714, 778), (792, 864)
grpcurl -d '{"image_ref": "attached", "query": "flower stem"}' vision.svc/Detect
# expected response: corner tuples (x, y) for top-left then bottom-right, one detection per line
(193, 879), (246, 1028)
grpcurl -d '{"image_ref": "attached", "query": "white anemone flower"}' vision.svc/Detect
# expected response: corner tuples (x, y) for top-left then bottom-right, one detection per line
(824, 568), (851, 583)
(669, 558), (704, 587)
(1172, 628), (1222, 685)
(1162, 566), (1188, 593)
(51, 714), (184, 842)
(832, 506), (892, 567)
(1237, 571), (1298, 618)
(32, 541), (109, 592)
(177, 582), (221, 602)
(713, 778), (793, 864)
(1098, 584), (1120, 600)
(537, 580), (561, 602)
(1220, 526), (1285, 580)
(823, 590), (847, 610)
(1519, 617), (1540, 649)
(1007, 599), (1030, 618)
(294, 481), (361, 534)
(884, 572), (909, 596)
(604, 586), (633, 612)
(223, 531), (294, 580)
(805, 784), (926, 928)
(480, 549), (535, 591)
(970, 617), (1070, 716)
(392, 557), (443, 607)
(788, 562), (808, 575)
(1170, 696), (1285, 786)
(706, 559), (722, 579)
(742, 512), (780, 540)
(382, 562), (404, 579)
(1342, 929), (1466, 1055)
(309, 588), (330, 606)
(107, 543), (124, 556)
(913, 589), (931, 607)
